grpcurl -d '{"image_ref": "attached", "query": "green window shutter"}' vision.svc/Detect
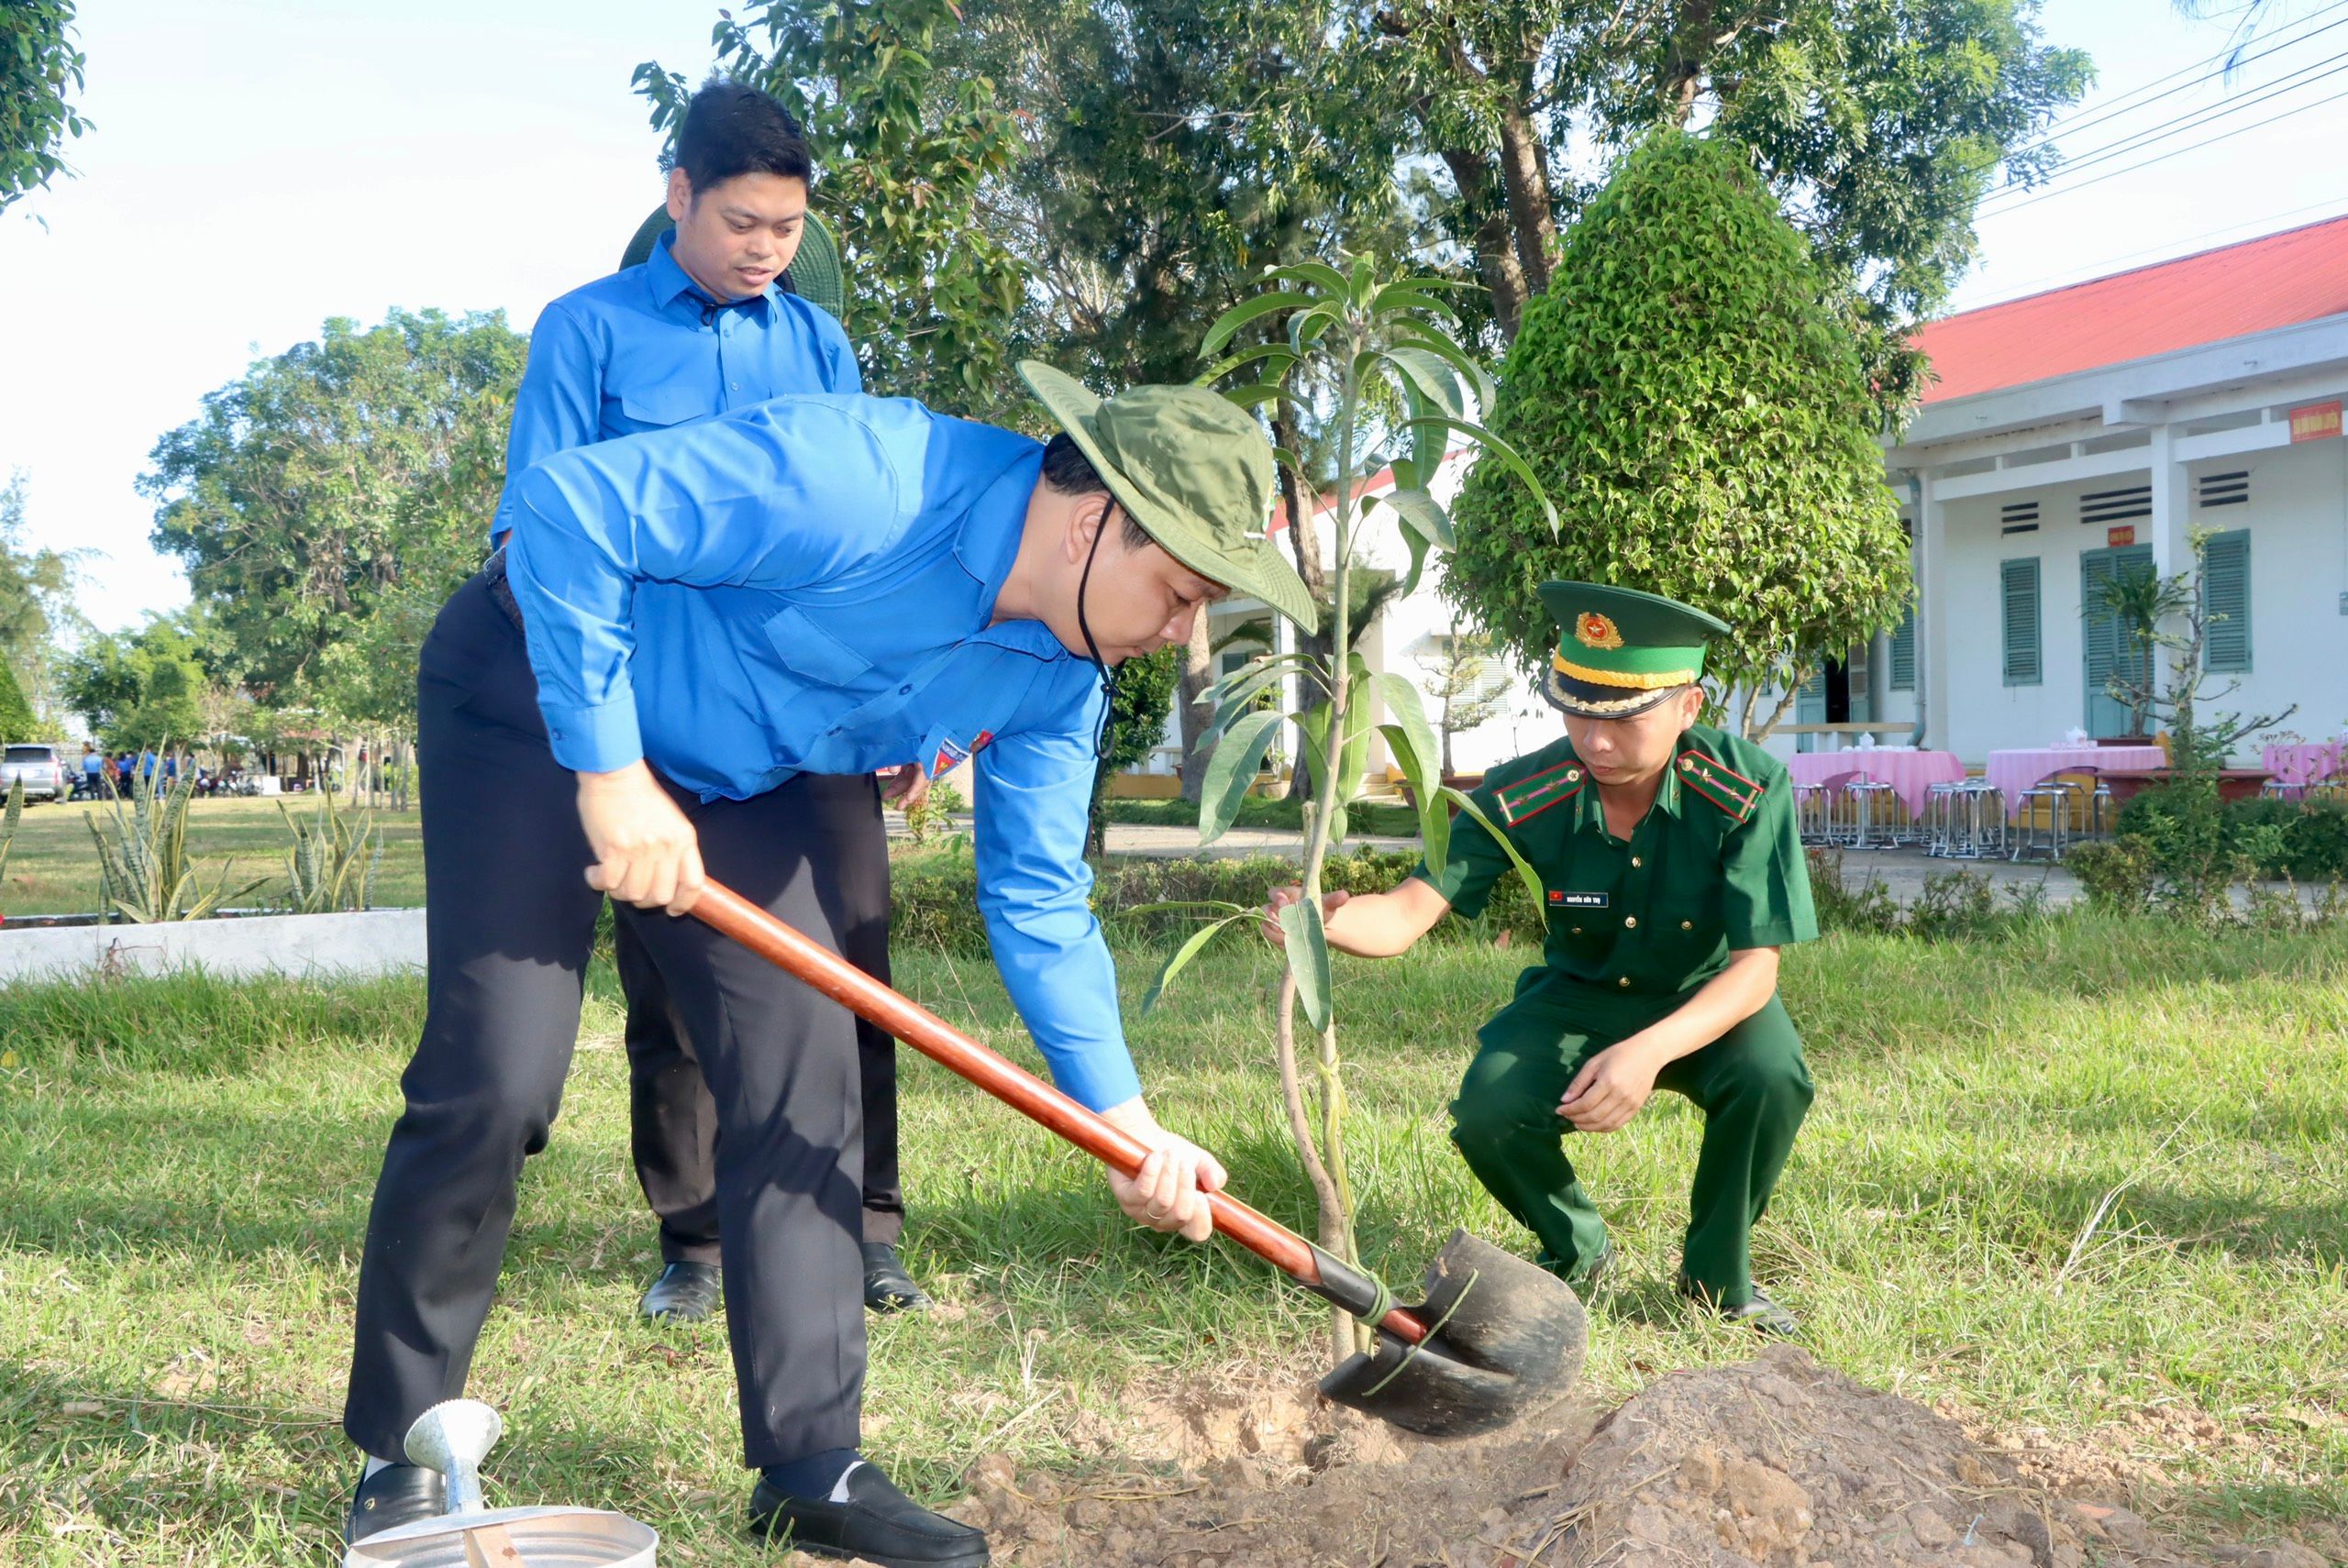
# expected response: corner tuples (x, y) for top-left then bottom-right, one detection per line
(1889, 603), (1916, 691)
(2202, 529), (2251, 672)
(2001, 558), (2042, 686)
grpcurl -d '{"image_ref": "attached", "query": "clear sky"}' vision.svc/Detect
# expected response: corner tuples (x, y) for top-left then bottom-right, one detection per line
(4, 0), (2344, 633)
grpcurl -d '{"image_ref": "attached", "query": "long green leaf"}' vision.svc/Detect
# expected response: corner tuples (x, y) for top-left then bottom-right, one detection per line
(1402, 416), (1558, 530)
(1221, 382), (1282, 412)
(1199, 291), (1313, 360)
(1379, 346), (1467, 421)
(1142, 911), (1256, 1014)
(1279, 895), (1333, 1033)
(1386, 486), (1456, 552)
(1287, 306), (1336, 356)
(1386, 323), (1498, 414)
(1199, 708), (1285, 846)
(1194, 342), (1301, 387)
(1263, 260), (1349, 296)
(1369, 282), (1463, 323)
(1441, 786), (1546, 924)
(1373, 673), (1440, 789)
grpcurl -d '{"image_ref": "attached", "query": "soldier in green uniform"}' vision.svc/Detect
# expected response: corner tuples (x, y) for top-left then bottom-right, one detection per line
(1267, 581), (1818, 1333)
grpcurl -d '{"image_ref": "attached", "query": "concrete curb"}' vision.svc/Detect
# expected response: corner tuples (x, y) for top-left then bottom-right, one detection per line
(0, 907), (426, 985)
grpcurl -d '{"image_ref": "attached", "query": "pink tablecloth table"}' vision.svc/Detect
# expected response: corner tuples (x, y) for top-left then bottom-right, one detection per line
(1986, 745), (2165, 819)
(2262, 741), (2344, 790)
(1785, 749), (1966, 822)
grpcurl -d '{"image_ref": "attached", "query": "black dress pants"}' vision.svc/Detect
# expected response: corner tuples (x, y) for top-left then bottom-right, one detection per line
(344, 570), (868, 1468)
(616, 860), (903, 1263)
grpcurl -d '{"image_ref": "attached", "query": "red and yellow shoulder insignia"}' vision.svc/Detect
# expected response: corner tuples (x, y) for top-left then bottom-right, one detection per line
(1495, 757), (1585, 826)
(1678, 749), (1763, 823)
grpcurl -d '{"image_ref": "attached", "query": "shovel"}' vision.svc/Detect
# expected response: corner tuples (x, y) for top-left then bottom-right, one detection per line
(688, 879), (1588, 1438)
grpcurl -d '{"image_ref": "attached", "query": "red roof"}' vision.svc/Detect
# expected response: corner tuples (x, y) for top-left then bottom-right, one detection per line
(1914, 213), (2348, 403)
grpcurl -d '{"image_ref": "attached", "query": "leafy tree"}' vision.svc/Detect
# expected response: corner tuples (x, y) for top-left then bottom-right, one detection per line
(1, 0), (92, 215)
(61, 613), (228, 755)
(0, 470), (86, 727)
(141, 309), (523, 704)
(1151, 259), (1554, 1356)
(0, 660), (37, 742)
(637, 0), (1027, 413)
(1087, 645), (1181, 855)
(1413, 621), (1511, 775)
(1365, 0), (2089, 390)
(1445, 130), (1911, 738)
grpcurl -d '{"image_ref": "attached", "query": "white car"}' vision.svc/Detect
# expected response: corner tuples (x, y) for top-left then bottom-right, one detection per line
(0, 744), (68, 802)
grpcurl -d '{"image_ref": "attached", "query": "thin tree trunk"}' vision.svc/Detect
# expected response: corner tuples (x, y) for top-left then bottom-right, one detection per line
(1441, 148), (1531, 339)
(1273, 403), (1329, 801)
(1175, 612), (1216, 805)
(1495, 107), (1557, 296)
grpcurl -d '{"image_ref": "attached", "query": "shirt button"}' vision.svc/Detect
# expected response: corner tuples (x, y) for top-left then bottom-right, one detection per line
(1618, 977), (1631, 988)
(1631, 856), (1642, 867)
(1623, 915), (1638, 929)
(1571, 926), (1583, 935)
(1681, 920), (1694, 930)
(900, 684), (913, 695)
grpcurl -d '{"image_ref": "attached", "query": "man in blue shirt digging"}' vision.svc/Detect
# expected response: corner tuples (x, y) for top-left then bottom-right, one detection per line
(341, 362), (1317, 1567)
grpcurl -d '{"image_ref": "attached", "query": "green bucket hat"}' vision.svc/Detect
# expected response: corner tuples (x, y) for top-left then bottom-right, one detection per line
(1018, 360), (1317, 635)
(619, 204), (847, 319)
(1536, 580), (1729, 719)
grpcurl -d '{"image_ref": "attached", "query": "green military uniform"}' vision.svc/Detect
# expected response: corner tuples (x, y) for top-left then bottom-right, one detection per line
(1412, 584), (1819, 1310)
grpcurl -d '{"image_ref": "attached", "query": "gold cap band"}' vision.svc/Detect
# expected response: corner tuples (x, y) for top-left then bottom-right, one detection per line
(1551, 653), (1700, 691)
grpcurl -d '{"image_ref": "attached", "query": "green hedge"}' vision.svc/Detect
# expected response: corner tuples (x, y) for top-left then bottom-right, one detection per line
(892, 848), (1545, 955)
(2113, 789), (2348, 882)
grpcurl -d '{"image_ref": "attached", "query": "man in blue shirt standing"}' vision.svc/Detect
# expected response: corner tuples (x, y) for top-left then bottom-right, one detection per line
(341, 362), (1315, 1565)
(490, 79), (923, 1329)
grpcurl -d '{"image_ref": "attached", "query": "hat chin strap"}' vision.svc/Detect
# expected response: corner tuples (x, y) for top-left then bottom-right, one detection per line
(1075, 503), (1122, 761)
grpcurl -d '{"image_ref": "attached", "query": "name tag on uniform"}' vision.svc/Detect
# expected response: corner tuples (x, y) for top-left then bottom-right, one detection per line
(1548, 890), (1610, 909)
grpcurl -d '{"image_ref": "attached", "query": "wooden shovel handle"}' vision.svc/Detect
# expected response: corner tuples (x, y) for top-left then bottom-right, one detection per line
(686, 879), (1428, 1345)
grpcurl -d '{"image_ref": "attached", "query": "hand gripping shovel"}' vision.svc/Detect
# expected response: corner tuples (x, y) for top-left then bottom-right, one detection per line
(689, 879), (1588, 1438)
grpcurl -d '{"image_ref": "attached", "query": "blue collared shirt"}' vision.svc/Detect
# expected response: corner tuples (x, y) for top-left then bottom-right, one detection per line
(504, 394), (1141, 1111)
(492, 229), (861, 541)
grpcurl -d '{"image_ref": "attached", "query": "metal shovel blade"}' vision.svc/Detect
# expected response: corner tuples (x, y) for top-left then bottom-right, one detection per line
(1319, 1231), (1588, 1438)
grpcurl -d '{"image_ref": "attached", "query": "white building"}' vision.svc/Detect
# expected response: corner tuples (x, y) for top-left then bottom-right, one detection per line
(1804, 215), (2348, 764)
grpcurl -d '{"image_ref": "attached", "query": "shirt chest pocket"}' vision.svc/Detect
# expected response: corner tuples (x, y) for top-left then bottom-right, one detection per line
(610, 380), (711, 433)
(764, 605), (873, 688)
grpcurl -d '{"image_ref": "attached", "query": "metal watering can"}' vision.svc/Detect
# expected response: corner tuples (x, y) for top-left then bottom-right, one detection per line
(341, 1401), (659, 1568)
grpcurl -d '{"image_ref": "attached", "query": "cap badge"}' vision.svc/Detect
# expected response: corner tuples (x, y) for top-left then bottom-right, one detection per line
(1575, 612), (1624, 651)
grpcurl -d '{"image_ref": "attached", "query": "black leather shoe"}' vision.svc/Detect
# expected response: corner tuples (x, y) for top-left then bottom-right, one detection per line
(639, 1261), (723, 1322)
(861, 1242), (933, 1313)
(344, 1463), (446, 1546)
(748, 1463), (988, 1565)
(1678, 1276), (1799, 1337)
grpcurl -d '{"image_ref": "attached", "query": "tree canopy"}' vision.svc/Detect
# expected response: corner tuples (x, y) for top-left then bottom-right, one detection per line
(1365, 0), (2089, 401)
(0, 470), (86, 728)
(141, 309), (523, 717)
(1444, 129), (1911, 736)
(1, 0), (91, 215)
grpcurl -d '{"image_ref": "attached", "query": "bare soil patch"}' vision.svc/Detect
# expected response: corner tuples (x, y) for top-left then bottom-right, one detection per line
(922, 1345), (2333, 1568)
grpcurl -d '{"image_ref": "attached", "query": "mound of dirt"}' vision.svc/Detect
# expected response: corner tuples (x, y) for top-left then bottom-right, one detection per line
(927, 1345), (2330, 1568)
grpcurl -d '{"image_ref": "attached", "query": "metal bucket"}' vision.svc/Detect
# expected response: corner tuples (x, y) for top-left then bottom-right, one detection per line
(341, 1506), (657, 1568)
(340, 1400), (659, 1568)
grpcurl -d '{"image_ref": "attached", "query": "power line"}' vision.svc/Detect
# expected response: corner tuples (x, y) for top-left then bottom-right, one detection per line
(2031, 0), (2348, 138)
(2025, 3), (2348, 149)
(1978, 77), (2348, 218)
(1983, 48), (2348, 206)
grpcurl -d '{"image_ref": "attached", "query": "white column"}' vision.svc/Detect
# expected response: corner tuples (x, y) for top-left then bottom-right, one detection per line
(1915, 472), (1946, 754)
(2147, 420), (2188, 582)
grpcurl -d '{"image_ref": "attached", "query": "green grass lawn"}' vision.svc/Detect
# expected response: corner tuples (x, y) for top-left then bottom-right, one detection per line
(0, 795), (427, 918)
(2, 917), (2343, 1563)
